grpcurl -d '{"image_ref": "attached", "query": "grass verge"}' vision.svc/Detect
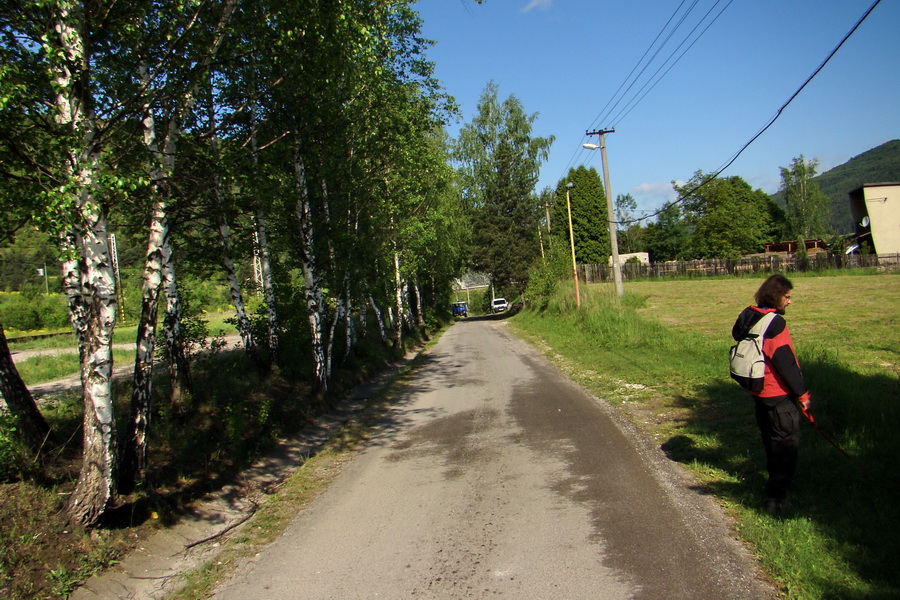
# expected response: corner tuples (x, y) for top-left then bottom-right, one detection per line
(511, 274), (899, 600)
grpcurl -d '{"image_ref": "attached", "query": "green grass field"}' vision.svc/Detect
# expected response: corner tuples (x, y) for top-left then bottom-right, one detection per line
(512, 273), (899, 600)
(9, 312), (238, 386)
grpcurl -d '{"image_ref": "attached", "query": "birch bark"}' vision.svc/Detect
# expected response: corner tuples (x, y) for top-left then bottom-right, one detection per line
(250, 103), (279, 364)
(369, 295), (387, 343)
(48, 2), (118, 527)
(160, 254), (192, 404)
(122, 66), (175, 488)
(292, 138), (327, 395)
(412, 278), (426, 331)
(208, 84), (259, 369)
(393, 245), (404, 348)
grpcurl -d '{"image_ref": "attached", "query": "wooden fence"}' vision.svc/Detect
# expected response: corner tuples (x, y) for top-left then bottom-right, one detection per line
(577, 253), (900, 283)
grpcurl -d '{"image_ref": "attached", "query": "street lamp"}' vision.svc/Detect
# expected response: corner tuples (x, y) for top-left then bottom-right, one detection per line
(583, 131), (624, 298)
(565, 181), (581, 308)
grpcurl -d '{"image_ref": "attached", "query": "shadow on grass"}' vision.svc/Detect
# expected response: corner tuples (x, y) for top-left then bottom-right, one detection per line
(660, 356), (900, 598)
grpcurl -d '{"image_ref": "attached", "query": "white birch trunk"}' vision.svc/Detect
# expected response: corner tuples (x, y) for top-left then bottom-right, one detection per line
(253, 211), (278, 359)
(50, 4), (117, 527)
(293, 139), (327, 394)
(369, 295), (387, 343)
(161, 248), (192, 404)
(247, 62), (278, 365)
(412, 278), (425, 331)
(70, 193), (119, 527)
(393, 246), (404, 348)
(343, 282), (354, 363)
(124, 70), (172, 487)
(208, 86), (257, 366)
(214, 185), (256, 356)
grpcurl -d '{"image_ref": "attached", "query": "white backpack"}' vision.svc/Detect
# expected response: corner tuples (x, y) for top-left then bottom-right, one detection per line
(729, 312), (777, 393)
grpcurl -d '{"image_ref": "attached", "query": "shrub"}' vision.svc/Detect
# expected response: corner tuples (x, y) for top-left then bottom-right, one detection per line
(0, 415), (23, 482)
(524, 243), (570, 311)
(0, 293), (69, 331)
(1, 298), (41, 331)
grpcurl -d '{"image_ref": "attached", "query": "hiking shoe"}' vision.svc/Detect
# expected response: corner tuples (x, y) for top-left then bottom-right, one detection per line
(766, 498), (792, 515)
(766, 499), (780, 515)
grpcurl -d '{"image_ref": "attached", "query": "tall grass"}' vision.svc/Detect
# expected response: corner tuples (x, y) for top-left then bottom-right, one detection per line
(513, 276), (900, 600)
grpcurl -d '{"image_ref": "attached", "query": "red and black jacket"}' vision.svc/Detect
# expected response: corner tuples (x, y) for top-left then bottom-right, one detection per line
(732, 306), (809, 402)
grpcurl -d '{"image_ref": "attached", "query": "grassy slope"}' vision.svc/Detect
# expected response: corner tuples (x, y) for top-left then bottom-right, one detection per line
(511, 273), (900, 600)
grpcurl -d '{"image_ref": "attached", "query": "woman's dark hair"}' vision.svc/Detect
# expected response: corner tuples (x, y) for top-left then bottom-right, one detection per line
(755, 274), (793, 308)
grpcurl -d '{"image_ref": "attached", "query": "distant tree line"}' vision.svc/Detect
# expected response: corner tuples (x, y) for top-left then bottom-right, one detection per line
(544, 156), (833, 264)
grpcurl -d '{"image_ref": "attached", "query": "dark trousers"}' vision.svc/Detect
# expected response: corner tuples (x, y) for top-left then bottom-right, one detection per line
(754, 397), (800, 501)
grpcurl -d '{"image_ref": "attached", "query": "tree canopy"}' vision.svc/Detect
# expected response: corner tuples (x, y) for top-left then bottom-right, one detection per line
(675, 172), (783, 260)
(452, 81), (553, 295)
(0, 0), (470, 527)
(552, 166), (609, 265)
(780, 155), (831, 240)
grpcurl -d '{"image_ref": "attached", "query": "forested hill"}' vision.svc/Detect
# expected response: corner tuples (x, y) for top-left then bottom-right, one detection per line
(771, 139), (900, 233)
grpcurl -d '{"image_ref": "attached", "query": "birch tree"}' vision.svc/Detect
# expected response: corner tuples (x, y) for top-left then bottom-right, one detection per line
(780, 155), (831, 240)
(26, 1), (126, 527)
(121, 0), (238, 489)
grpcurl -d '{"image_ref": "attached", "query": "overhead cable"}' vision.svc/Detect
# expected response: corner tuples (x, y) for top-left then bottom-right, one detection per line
(619, 0), (884, 226)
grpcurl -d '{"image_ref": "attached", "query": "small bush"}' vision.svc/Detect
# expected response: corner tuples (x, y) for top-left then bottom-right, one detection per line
(0, 415), (24, 482)
(0, 293), (69, 331)
(524, 243), (570, 311)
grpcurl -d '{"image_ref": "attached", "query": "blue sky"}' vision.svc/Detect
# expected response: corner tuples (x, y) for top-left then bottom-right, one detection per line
(415, 0), (899, 219)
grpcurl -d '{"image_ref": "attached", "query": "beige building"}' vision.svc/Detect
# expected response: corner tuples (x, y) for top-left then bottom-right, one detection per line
(848, 182), (900, 255)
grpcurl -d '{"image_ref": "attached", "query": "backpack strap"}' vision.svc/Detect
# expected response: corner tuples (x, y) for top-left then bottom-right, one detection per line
(748, 311), (777, 338)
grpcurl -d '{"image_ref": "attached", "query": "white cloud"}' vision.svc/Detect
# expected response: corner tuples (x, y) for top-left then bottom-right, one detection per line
(522, 0), (552, 13)
(633, 181), (680, 200)
(630, 181), (682, 217)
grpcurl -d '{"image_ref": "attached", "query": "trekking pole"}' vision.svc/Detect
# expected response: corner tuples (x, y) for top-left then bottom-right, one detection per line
(799, 404), (900, 485)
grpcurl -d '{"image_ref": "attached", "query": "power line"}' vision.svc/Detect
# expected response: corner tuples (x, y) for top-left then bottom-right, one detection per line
(609, 0), (736, 128)
(555, 0), (730, 188)
(623, 0), (884, 226)
(587, 0), (698, 131)
(583, 0), (884, 227)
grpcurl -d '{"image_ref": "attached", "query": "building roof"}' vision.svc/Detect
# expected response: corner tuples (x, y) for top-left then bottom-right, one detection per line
(849, 182), (900, 194)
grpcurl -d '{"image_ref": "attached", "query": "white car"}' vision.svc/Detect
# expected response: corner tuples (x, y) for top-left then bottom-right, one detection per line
(491, 298), (509, 313)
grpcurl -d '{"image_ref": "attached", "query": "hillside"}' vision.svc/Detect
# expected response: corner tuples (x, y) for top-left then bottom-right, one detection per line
(771, 139), (900, 233)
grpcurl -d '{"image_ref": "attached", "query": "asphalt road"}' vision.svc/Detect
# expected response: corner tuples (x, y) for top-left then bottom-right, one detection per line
(211, 317), (774, 600)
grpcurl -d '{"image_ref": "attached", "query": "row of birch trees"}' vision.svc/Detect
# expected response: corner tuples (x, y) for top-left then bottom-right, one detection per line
(0, 0), (468, 527)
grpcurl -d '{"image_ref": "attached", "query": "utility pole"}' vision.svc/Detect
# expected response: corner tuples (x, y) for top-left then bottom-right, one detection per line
(537, 223), (545, 260)
(585, 129), (624, 298)
(565, 182), (581, 308)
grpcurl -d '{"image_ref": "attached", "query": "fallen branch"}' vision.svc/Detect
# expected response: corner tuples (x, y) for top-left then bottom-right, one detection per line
(183, 500), (259, 550)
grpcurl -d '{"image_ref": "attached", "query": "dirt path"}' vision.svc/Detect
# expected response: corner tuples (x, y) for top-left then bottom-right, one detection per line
(8, 335), (243, 399)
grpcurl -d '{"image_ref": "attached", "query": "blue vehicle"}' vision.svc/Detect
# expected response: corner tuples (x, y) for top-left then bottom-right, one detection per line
(452, 301), (468, 318)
